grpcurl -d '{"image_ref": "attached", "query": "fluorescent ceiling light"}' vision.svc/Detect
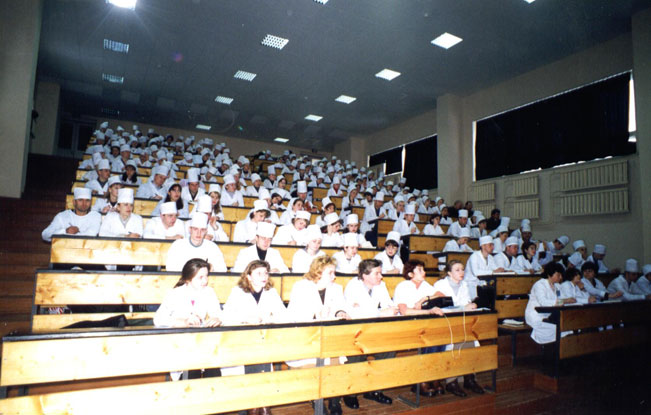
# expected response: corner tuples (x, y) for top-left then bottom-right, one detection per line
(335, 95), (357, 104)
(524, 0), (535, 3)
(313, 0), (329, 4)
(305, 114), (323, 122)
(103, 39), (129, 53)
(375, 69), (401, 81)
(234, 70), (257, 82)
(215, 96), (234, 105)
(195, 124), (211, 130)
(106, 0), (137, 10)
(261, 34), (289, 50)
(274, 137), (289, 143)
(431, 32), (463, 49)
(102, 73), (124, 84)
(628, 135), (637, 143)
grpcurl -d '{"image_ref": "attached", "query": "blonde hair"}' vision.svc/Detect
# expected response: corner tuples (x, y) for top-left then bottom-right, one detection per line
(303, 255), (337, 282)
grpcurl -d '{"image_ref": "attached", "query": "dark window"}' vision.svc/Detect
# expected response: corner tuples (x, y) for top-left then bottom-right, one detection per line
(475, 73), (635, 180)
(369, 147), (403, 175)
(403, 135), (437, 189)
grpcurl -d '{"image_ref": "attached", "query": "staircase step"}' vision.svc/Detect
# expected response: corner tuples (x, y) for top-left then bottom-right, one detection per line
(0, 265), (41, 276)
(0, 314), (31, 337)
(0, 279), (35, 296)
(0, 241), (51, 254)
(0, 296), (33, 314)
(494, 388), (555, 415)
(0, 252), (50, 266)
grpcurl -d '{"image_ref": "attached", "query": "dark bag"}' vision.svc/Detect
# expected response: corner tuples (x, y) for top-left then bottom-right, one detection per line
(64, 314), (128, 329)
(421, 296), (454, 309)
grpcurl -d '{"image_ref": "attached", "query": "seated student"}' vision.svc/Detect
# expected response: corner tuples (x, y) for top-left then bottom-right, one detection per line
(635, 264), (651, 295)
(432, 260), (485, 397)
(136, 165), (169, 200)
(423, 213), (444, 236)
(152, 183), (190, 219)
(321, 212), (344, 248)
(515, 241), (542, 274)
(392, 203), (419, 236)
(342, 259), (398, 409)
(447, 209), (471, 237)
(493, 236), (522, 272)
(273, 210), (310, 246)
(585, 243), (614, 274)
(326, 176), (344, 197)
(491, 225), (510, 253)
(279, 198), (304, 226)
(85, 159), (111, 196)
(291, 225), (326, 273)
(143, 201), (185, 240)
(393, 259), (445, 397)
(222, 260), (289, 415)
(580, 261), (623, 301)
(339, 185), (359, 221)
(232, 222), (289, 273)
(187, 195), (229, 243)
(121, 160), (141, 186)
(315, 197), (337, 228)
(207, 183), (225, 220)
(42, 188), (102, 242)
(342, 214), (369, 248)
(220, 174), (244, 207)
(245, 173), (263, 197)
(567, 240), (588, 270)
(465, 236), (505, 298)
(333, 233), (363, 274)
(233, 200), (271, 243)
(165, 213), (227, 272)
(374, 231), (403, 275)
(360, 191), (387, 242)
(263, 165), (277, 189)
(470, 214), (488, 239)
(443, 228), (474, 253)
(439, 205), (453, 225)
(525, 262), (576, 345)
(99, 188), (143, 238)
(485, 208), (501, 231)
(92, 175), (122, 214)
(181, 168), (206, 206)
(537, 235), (570, 266)
(607, 259), (651, 301)
(560, 268), (596, 304)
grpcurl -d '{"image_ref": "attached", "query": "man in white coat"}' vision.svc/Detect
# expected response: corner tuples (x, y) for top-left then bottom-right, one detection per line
(333, 233), (363, 274)
(635, 264), (651, 295)
(447, 209), (471, 238)
(464, 236), (504, 299)
(580, 261), (623, 301)
(99, 188), (143, 238)
(181, 168), (205, 206)
(165, 213), (227, 272)
(493, 237), (522, 272)
(607, 259), (651, 301)
(585, 244), (613, 274)
(85, 159), (111, 196)
(42, 188), (101, 242)
(136, 165), (169, 200)
(143, 201), (185, 240)
(232, 222), (289, 273)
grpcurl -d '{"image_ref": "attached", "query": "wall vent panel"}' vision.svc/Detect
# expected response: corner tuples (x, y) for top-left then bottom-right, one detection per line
(506, 199), (540, 220)
(508, 176), (538, 197)
(559, 188), (628, 216)
(559, 159), (628, 192)
(468, 182), (495, 202)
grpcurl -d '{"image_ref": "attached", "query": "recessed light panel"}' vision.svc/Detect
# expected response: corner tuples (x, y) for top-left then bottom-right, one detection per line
(234, 70), (257, 81)
(103, 39), (129, 53)
(261, 34), (289, 50)
(215, 96), (234, 105)
(431, 32), (463, 49)
(305, 114), (323, 122)
(313, 0), (329, 4)
(102, 73), (124, 84)
(524, 0), (535, 3)
(106, 0), (137, 9)
(375, 69), (401, 81)
(274, 137), (289, 143)
(195, 124), (211, 130)
(335, 95), (357, 104)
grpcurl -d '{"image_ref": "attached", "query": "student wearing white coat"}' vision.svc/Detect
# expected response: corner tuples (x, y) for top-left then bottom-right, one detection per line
(464, 236), (505, 299)
(272, 210), (310, 246)
(233, 200), (271, 243)
(585, 244), (612, 274)
(321, 212), (344, 248)
(392, 203), (419, 236)
(151, 184), (191, 219)
(143, 202), (185, 240)
(232, 222), (289, 273)
(342, 214), (370, 248)
(559, 268), (596, 304)
(515, 241), (542, 274)
(221, 260), (289, 415)
(187, 195), (228, 243)
(42, 188), (102, 242)
(635, 264), (651, 295)
(136, 165), (169, 200)
(165, 213), (227, 273)
(361, 191), (388, 236)
(91, 176), (122, 214)
(220, 174), (244, 207)
(493, 237), (523, 272)
(333, 233), (363, 273)
(431, 260), (485, 396)
(99, 188), (144, 238)
(607, 259), (651, 301)
(374, 231), (404, 274)
(422, 213), (444, 236)
(525, 262), (577, 345)
(180, 168), (206, 206)
(291, 225), (326, 273)
(85, 159), (111, 196)
(580, 261), (623, 301)
(446, 209), (471, 238)
(442, 228), (474, 253)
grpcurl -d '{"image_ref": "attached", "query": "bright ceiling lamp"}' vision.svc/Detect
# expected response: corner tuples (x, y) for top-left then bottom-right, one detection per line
(106, 0), (137, 10)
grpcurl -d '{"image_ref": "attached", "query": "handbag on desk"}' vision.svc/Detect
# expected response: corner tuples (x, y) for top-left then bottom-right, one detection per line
(421, 296), (454, 310)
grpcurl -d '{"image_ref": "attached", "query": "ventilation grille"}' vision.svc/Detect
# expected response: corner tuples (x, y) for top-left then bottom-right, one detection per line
(559, 188), (628, 216)
(559, 159), (628, 192)
(507, 199), (540, 220)
(509, 176), (538, 197)
(468, 182), (495, 202)
(474, 202), (496, 217)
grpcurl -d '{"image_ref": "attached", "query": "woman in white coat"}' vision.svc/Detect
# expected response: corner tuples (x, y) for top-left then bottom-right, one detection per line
(315, 197), (336, 228)
(333, 233), (363, 273)
(92, 176), (122, 214)
(232, 200), (271, 243)
(559, 268), (596, 304)
(272, 210), (310, 246)
(232, 222), (289, 273)
(99, 188), (143, 238)
(515, 241), (542, 274)
(422, 213), (444, 236)
(525, 262), (576, 345)
(291, 225), (326, 273)
(279, 198), (304, 226)
(220, 174), (244, 207)
(221, 260), (288, 415)
(321, 212), (344, 248)
(431, 260), (485, 397)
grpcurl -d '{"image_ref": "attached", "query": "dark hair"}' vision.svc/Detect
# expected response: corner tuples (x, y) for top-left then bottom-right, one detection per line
(521, 241), (536, 259)
(581, 261), (599, 274)
(358, 259), (382, 280)
(491, 208), (501, 215)
(238, 260), (273, 293)
(445, 259), (464, 273)
(429, 213), (441, 224)
(542, 262), (564, 279)
(164, 183), (184, 212)
(174, 258), (210, 287)
(564, 267), (581, 282)
(384, 239), (399, 249)
(121, 166), (138, 184)
(403, 259), (425, 280)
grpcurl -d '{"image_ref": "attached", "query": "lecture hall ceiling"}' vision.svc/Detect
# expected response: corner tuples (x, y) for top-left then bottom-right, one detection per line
(37, 0), (650, 151)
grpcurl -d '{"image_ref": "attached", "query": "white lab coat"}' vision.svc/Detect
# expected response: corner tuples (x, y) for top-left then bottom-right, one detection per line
(99, 212), (144, 237)
(443, 240), (473, 253)
(515, 254), (542, 273)
(361, 205), (387, 234)
(321, 232), (344, 248)
(581, 277), (609, 299)
(432, 276), (472, 307)
(586, 255), (609, 273)
(291, 249), (326, 273)
(447, 221), (470, 238)
(136, 181), (167, 199)
(85, 179), (109, 195)
(393, 279), (436, 309)
(231, 244), (289, 273)
(183, 217), (228, 243)
(245, 186), (262, 197)
(634, 276), (651, 295)
(165, 238), (227, 272)
(392, 219), (419, 237)
(222, 286), (288, 326)
(181, 186), (206, 206)
(91, 198), (119, 214)
(41, 210), (102, 242)
(332, 251), (362, 274)
(153, 284), (222, 328)
(151, 199), (190, 219)
(374, 250), (404, 274)
(559, 281), (591, 304)
(232, 219), (259, 243)
(493, 252), (520, 272)
(422, 224), (444, 236)
(607, 275), (646, 301)
(525, 278), (560, 344)
(343, 278), (394, 319)
(464, 251), (498, 298)
(143, 217), (186, 239)
(287, 279), (347, 322)
(272, 224), (308, 246)
(220, 190), (244, 207)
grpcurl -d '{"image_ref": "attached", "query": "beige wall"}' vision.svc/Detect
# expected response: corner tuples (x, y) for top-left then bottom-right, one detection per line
(31, 81), (60, 155)
(356, 109), (437, 157)
(99, 118), (331, 160)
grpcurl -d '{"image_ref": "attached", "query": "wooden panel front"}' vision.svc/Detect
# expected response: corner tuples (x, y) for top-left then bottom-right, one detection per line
(496, 276), (539, 296)
(32, 312), (156, 332)
(559, 301), (651, 331)
(410, 235), (453, 252)
(495, 299), (528, 319)
(559, 325), (650, 359)
(408, 253), (439, 269)
(51, 237), (171, 266)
